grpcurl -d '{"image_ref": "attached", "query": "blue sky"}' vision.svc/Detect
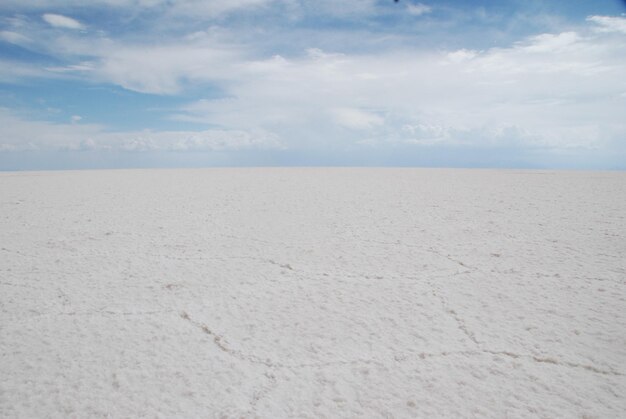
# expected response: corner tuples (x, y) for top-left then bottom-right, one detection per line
(1, 0), (625, 170)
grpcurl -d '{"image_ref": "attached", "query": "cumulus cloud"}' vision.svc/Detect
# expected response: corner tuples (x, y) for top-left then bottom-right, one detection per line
(42, 13), (85, 29)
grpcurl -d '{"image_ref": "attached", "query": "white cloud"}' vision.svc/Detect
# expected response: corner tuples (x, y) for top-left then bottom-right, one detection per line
(407, 3), (432, 17)
(299, 0), (378, 18)
(169, 0), (276, 17)
(94, 47), (237, 94)
(43, 34), (244, 94)
(0, 107), (102, 151)
(520, 32), (580, 53)
(0, 30), (31, 46)
(103, 128), (283, 152)
(0, 58), (51, 81)
(587, 15), (626, 34)
(401, 123), (448, 145)
(0, 108), (283, 152)
(3, 0), (277, 18)
(332, 108), (384, 130)
(170, 20), (625, 152)
(1, 7), (625, 162)
(42, 13), (85, 29)
(446, 49), (478, 63)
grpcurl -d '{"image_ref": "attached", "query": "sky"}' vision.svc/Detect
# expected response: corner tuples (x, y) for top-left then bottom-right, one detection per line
(0, 0), (625, 170)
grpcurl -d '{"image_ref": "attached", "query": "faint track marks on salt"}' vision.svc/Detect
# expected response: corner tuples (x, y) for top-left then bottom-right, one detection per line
(179, 311), (383, 370)
(179, 309), (623, 377)
(10, 308), (176, 321)
(420, 275), (622, 376)
(250, 372), (277, 408)
(426, 247), (478, 271)
(435, 350), (624, 377)
(425, 277), (481, 346)
(413, 350), (623, 376)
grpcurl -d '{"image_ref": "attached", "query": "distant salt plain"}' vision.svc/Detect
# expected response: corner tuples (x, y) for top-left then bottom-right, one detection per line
(1, 168), (625, 418)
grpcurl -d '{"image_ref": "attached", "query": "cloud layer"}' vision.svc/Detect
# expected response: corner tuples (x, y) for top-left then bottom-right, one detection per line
(0, 1), (625, 169)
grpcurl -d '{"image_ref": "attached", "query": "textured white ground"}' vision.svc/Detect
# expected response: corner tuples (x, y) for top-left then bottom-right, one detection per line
(1, 168), (625, 418)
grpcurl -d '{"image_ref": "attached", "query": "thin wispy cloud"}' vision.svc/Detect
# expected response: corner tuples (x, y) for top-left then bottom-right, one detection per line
(42, 13), (85, 30)
(406, 3), (432, 16)
(0, 30), (31, 45)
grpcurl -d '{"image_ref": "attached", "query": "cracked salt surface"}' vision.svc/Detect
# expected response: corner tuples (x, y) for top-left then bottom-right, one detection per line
(1, 168), (625, 418)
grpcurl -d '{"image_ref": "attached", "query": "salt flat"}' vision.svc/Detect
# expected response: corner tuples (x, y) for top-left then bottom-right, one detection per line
(1, 168), (625, 418)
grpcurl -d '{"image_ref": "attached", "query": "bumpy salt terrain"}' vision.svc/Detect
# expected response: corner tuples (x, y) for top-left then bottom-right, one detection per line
(1, 168), (625, 418)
